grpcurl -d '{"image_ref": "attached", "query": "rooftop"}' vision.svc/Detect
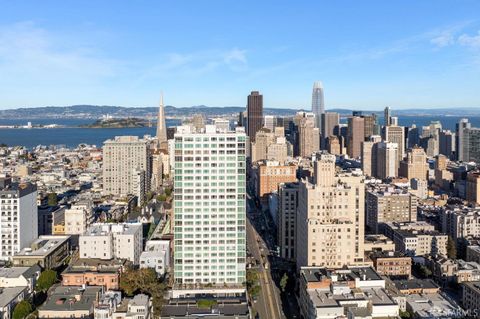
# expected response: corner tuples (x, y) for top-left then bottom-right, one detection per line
(0, 264), (41, 278)
(83, 223), (142, 236)
(14, 235), (70, 257)
(0, 286), (28, 308)
(39, 286), (102, 312)
(393, 279), (439, 291)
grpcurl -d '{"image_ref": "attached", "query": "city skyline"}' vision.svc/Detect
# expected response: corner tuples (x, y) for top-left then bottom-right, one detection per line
(1, 1), (480, 109)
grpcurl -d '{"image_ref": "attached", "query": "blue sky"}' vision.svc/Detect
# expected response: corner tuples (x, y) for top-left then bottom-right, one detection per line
(1, 1), (480, 110)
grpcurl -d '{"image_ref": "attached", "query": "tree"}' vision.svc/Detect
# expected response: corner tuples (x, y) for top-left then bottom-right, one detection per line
(157, 194), (167, 202)
(35, 270), (57, 292)
(280, 273), (288, 292)
(165, 187), (172, 197)
(120, 268), (167, 315)
(47, 193), (58, 206)
(13, 300), (33, 319)
(447, 236), (457, 259)
(400, 310), (411, 319)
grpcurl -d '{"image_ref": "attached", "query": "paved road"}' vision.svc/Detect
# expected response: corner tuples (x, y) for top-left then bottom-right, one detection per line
(246, 196), (284, 319)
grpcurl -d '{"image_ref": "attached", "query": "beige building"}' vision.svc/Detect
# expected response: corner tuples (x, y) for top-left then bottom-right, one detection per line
(366, 185), (418, 233)
(296, 153), (365, 269)
(64, 201), (93, 235)
(361, 136), (381, 177)
(256, 161), (297, 200)
(327, 135), (342, 155)
(371, 252), (412, 278)
(251, 127), (288, 164)
(467, 171), (480, 204)
(463, 281), (480, 314)
(298, 116), (319, 157)
(102, 136), (151, 201)
(399, 146), (428, 181)
(376, 141), (398, 179)
(384, 125), (405, 163)
(278, 183), (299, 261)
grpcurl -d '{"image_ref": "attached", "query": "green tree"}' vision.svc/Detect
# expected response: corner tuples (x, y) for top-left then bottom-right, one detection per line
(47, 193), (58, 206)
(165, 187), (172, 197)
(35, 270), (57, 292)
(13, 300), (33, 319)
(399, 310), (411, 319)
(157, 194), (167, 202)
(120, 268), (167, 315)
(447, 236), (457, 259)
(280, 273), (288, 292)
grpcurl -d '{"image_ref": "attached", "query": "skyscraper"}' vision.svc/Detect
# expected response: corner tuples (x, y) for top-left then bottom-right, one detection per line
(384, 106), (392, 127)
(347, 116), (365, 158)
(320, 112), (339, 148)
(247, 91), (263, 142)
(384, 125), (405, 163)
(156, 93), (167, 150)
(376, 141), (398, 179)
(173, 124), (246, 286)
(399, 146), (428, 181)
(298, 116), (319, 157)
(311, 81), (325, 128)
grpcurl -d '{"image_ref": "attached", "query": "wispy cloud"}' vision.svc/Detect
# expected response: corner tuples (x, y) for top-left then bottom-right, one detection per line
(458, 30), (480, 49)
(0, 22), (121, 81)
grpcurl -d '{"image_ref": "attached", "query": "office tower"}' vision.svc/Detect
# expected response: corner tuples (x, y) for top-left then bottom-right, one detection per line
(361, 136), (381, 177)
(363, 114), (377, 139)
(311, 81), (325, 128)
(399, 146), (428, 181)
(384, 107), (392, 126)
(384, 125), (405, 163)
(296, 154), (365, 269)
(103, 136), (151, 200)
(467, 171), (480, 205)
(173, 124), (246, 286)
(320, 112), (339, 148)
(0, 177), (38, 260)
(376, 142), (398, 179)
(247, 91), (263, 142)
(347, 116), (365, 158)
(366, 185), (418, 233)
(238, 111), (247, 128)
(251, 129), (276, 163)
(264, 115), (276, 132)
(156, 93), (168, 150)
(298, 116), (319, 157)
(278, 183), (299, 261)
(256, 161), (297, 201)
(327, 136), (341, 155)
(457, 119), (480, 163)
(407, 125), (420, 149)
(457, 118), (471, 161)
(439, 130), (455, 158)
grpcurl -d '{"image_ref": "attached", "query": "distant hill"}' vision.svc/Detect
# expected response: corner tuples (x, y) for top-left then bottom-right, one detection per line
(0, 104), (479, 119)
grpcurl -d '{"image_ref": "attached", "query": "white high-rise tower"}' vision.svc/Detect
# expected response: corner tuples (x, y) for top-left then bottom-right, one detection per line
(312, 81), (325, 128)
(156, 92), (167, 149)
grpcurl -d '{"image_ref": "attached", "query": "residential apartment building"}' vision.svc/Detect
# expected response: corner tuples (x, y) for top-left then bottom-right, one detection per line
(102, 136), (151, 201)
(64, 201), (93, 235)
(366, 185), (418, 233)
(173, 125), (246, 286)
(399, 146), (428, 181)
(278, 182), (299, 261)
(467, 171), (480, 204)
(256, 161), (297, 201)
(370, 251), (412, 279)
(140, 240), (171, 276)
(440, 205), (480, 240)
(0, 177), (38, 260)
(79, 223), (143, 265)
(296, 153), (365, 269)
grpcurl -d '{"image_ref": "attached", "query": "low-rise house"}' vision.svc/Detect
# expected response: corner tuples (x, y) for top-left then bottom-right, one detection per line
(12, 235), (71, 269)
(62, 259), (124, 290)
(405, 292), (461, 318)
(139, 240), (170, 277)
(393, 279), (439, 295)
(0, 286), (28, 319)
(0, 264), (41, 295)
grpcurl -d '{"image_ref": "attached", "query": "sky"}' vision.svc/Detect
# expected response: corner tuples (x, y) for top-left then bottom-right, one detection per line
(1, 1), (480, 110)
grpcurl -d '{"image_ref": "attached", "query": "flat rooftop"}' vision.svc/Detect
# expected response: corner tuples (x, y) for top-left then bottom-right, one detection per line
(39, 286), (102, 312)
(14, 235), (70, 257)
(83, 223), (142, 236)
